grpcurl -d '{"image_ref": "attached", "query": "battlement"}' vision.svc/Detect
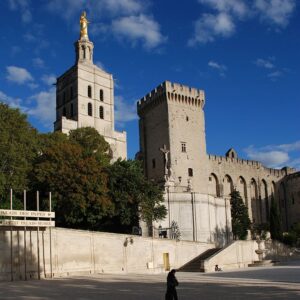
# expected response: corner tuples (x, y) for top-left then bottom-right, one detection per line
(137, 81), (205, 116)
(208, 154), (295, 177)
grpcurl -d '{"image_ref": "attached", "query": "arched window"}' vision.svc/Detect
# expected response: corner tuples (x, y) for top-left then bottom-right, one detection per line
(208, 173), (219, 197)
(99, 106), (104, 119)
(88, 103), (93, 116)
(70, 103), (74, 117)
(62, 107), (66, 117)
(88, 85), (92, 98)
(100, 89), (104, 101)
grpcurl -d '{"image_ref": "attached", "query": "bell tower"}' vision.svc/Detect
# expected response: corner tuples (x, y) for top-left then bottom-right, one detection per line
(54, 12), (127, 161)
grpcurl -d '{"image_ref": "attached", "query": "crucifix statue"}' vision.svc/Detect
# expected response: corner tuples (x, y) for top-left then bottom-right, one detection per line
(159, 144), (170, 179)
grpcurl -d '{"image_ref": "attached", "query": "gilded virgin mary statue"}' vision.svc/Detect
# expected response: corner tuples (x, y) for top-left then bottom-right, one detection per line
(80, 11), (89, 39)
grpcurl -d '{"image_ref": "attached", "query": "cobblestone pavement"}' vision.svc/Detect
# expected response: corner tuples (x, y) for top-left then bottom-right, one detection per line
(1, 264), (300, 299)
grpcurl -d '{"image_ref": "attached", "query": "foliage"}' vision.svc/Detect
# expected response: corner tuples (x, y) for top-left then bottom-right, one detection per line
(105, 159), (167, 233)
(31, 130), (113, 229)
(269, 196), (282, 241)
(230, 190), (251, 240)
(0, 103), (39, 196)
(69, 127), (111, 165)
(252, 223), (270, 240)
(282, 222), (300, 247)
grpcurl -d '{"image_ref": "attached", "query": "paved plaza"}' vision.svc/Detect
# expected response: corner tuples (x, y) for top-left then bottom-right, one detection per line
(1, 263), (300, 299)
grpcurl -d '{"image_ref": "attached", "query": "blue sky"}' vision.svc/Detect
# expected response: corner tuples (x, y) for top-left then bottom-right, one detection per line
(0, 0), (299, 169)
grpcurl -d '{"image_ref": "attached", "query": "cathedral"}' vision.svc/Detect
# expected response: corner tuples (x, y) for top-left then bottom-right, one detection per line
(55, 13), (300, 244)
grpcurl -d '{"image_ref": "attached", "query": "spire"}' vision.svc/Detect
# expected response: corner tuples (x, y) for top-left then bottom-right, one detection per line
(75, 11), (94, 64)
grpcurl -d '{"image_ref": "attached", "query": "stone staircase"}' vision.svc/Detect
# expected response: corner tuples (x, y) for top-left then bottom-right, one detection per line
(178, 248), (222, 272)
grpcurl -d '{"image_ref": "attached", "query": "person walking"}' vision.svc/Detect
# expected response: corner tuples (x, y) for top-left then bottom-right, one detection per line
(165, 269), (179, 300)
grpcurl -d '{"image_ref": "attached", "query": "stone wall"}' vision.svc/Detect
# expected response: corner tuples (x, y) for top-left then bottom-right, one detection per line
(0, 227), (213, 281)
(202, 240), (259, 272)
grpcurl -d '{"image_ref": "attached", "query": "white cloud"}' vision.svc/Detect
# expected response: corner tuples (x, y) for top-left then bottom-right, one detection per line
(267, 70), (282, 79)
(28, 88), (56, 127)
(46, 0), (86, 20)
(254, 0), (296, 27)
(8, 0), (32, 23)
(255, 57), (286, 80)
(191, 0), (296, 45)
(208, 60), (227, 76)
(199, 0), (249, 18)
(0, 90), (23, 109)
(41, 74), (57, 86)
(112, 14), (166, 49)
(6, 66), (34, 84)
(32, 57), (45, 68)
(114, 95), (137, 126)
(189, 12), (235, 45)
(244, 141), (300, 169)
(255, 58), (275, 69)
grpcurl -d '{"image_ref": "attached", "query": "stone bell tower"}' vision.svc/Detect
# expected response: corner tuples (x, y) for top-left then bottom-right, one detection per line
(54, 12), (127, 161)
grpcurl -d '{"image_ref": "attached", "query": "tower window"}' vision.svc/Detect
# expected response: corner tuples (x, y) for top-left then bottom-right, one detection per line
(188, 168), (193, 177)
(152, 159), (156, 168)
(63, 92), (66, 104)
(99, 106), (104, 119)
(100, 89), (104, 101)
(70, 86), (73, 100)
(88, 103), (93, 116)
(70, 103), (74, 117)
(88, 85), (92, 98)
(62, 107), (66, 117)
(181, 142), (186, 153)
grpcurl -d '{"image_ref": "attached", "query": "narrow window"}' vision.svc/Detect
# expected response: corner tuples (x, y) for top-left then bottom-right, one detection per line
(188, 168), (193, 177)
(70, 86), (73, 100)
(63, 92), (66, 104)
(62, 107), (66, 117)
(88, 85), (92, 98)
(152, 159), (156, 168)
(70, 103), (74, 117)
(99, 106), (104, 119)
(100, 89), (104, 101)
(88, 103), (93, 116)
(181, 142), (186, 153)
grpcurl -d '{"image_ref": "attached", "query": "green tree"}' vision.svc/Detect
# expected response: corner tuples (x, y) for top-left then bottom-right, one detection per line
(31, 131), (112, 229)
(69, 127), (111, 165)
(0, 103), (38, 196)
(269, 195), (282, 241)
(105, 159), (167, 233)
(230, 190), (251, 240)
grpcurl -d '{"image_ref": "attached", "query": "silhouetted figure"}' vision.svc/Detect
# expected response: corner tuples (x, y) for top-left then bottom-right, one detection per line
(165, 269), (179, 300)
(215, 264), (222, 271)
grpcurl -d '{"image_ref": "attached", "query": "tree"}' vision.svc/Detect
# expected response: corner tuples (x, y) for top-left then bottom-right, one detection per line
(69, 127), (111, 166)
(230, 190), (251, 240)
(105, 159), (167, 233)
(0, 103), (39, 196)
(31, 130), (112, 229)
(269, 195), (282, 241)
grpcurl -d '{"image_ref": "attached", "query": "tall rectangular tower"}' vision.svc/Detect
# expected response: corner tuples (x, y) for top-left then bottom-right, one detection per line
(54, 12), (127, 161)
(137, 81), (208, 193)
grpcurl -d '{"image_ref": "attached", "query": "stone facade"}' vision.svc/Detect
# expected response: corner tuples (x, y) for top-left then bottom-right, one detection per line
(137, 81), (299, 242)
(54, 22), (127, 161)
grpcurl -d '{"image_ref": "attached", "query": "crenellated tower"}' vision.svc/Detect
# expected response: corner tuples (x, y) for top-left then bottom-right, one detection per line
(137, 81), (208, 193)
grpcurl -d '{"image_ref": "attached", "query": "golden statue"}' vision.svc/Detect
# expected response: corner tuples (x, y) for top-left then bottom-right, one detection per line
(80, 11), (89, 39)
